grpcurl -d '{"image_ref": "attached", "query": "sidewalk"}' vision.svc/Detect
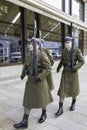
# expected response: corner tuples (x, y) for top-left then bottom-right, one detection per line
(0, 62), (87, 130)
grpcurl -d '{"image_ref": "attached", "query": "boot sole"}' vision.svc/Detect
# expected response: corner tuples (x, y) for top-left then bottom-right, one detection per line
(13, 124), (28, 129)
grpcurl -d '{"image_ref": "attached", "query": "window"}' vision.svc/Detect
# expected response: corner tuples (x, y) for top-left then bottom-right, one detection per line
(41, 0), (62, 10)
(65, 0), (69, 14)
(72, 0), (84, 21)
(79, 30), (84, 53)
(0, 0), (21, 65)
(26, 10), (34, 38)
(72, 0), (79, 19)
(41, 15), (62, 58)
(72, 27), (84, 53)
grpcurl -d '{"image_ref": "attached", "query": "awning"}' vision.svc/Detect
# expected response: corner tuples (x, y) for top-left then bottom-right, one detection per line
(6, 0), (87, 31)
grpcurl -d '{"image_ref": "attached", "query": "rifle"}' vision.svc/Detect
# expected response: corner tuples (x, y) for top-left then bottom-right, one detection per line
(71, 26), (77, 70)
(32, 38), (38, 78)
(71, 38), (75, 69)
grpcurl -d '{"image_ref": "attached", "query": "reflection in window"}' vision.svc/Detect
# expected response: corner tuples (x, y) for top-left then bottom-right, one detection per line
(0, 37), (21, 63)
(41, 15), (61, 42)
(41, 15), (62, 59)
(0, 0), (21, 64)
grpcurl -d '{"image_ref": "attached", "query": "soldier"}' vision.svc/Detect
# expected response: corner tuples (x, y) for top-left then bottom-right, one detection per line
(55, 37), (84, 117)
(13, 38), (53, 129)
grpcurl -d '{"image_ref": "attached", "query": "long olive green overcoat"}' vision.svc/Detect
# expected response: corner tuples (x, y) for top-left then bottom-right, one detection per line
(57, 48), (84, 98)
(43, 48), (54, 91)
(21, 50), (53, 109)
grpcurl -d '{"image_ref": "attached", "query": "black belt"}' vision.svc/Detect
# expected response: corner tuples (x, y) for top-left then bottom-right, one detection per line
(26, 70), (34, 75)
(63, 63), (71, 68)
(63, 63), (76, 68)
(26, 69), (42, 75)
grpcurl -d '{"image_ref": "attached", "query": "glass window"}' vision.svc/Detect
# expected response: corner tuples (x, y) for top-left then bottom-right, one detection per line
(26, 10), (34, 38)
(72, 27), (84, 53)
(41, 0), (62, 10)
(65, 25), (69, 36)
(79, 30), (84, 53)
(72, 27), (79, 48)
(0, 0), (21, 65)
(72, 0), (84, 21)
(65, 0), (69, 14)
(41, 16), (61, 41)
(41, 15), (62, 59)
(72, 0), (79, 19)
(79, 0), (84, 21)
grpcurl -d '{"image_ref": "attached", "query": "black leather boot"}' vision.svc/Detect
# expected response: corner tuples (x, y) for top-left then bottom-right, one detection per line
(13, 114), (29, 129)
(38, 109), (47, 123)
(55, 102), (63, 116)
(70, 99), (76, 111)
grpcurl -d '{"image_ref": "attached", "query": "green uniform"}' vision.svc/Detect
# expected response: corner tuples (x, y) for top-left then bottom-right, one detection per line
(43, 48), (54, 66)
(21, 50), (53, 109)
(57, 48), (84, 98)
(42, 48), (54, 91)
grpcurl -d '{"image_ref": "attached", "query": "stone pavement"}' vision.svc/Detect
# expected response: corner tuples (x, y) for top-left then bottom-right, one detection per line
(0, 61), (87, 130)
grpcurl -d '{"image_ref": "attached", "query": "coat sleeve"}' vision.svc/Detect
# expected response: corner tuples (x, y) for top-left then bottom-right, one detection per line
(57, 52), (63, 72)
(57, 60), (63, 72)
(44, 49), (54, 66)
(74, 48), (85, 70)
(21, 63), (27, 78)
(38, 52), (51, 81)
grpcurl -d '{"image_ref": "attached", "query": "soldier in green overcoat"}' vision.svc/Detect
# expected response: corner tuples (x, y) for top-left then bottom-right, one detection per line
(55, 37), (84, 117)
(13, 38), (53, 129)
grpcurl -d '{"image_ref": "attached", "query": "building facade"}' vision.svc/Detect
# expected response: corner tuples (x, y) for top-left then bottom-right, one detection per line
(0, 0), (87, 79)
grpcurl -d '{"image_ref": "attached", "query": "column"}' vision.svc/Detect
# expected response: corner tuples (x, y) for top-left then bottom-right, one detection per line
(61, 23), (65, 49)
(19, 7), (27, 63)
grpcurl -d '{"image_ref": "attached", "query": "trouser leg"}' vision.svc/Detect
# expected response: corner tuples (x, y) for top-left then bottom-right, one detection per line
(70, 97), (76, 111)
(59, 97), (65, 103)
(13, 108), (30, 129)
(38, 106), (47, 123)
(55, 96), (65, 117)
(24, 108), (31, 115)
